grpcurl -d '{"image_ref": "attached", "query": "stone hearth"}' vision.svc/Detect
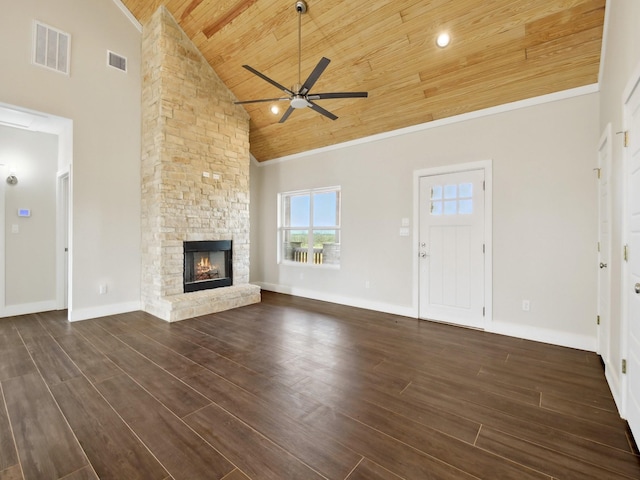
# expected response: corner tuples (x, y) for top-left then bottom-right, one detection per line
(140, 6), (260, 322)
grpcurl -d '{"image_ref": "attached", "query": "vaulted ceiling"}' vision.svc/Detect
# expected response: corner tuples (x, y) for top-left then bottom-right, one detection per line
(120, 0), (605, 161)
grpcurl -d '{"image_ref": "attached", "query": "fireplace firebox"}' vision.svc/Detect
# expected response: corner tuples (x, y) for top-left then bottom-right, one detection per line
(183, 240), (232, 293)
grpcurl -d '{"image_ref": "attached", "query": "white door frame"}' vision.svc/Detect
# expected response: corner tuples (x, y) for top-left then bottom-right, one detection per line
(56, 169), (70, 310)
(0, 164), (6, 316)
(597, 123), (613, 367)
(413, 159), (493, 324)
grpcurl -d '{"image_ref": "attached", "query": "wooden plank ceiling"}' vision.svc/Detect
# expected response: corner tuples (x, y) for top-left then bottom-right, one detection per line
(121, 0), (605, 161)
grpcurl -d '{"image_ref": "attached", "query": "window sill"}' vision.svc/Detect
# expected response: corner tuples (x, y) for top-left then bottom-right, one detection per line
(279, 261), (340, 270)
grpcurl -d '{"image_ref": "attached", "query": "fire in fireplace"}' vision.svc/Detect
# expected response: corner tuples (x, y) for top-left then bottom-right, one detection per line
(183, 240), (232, 292)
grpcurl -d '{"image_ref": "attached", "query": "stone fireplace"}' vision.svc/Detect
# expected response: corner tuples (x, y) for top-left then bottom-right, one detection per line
(140, 6), (260, 322)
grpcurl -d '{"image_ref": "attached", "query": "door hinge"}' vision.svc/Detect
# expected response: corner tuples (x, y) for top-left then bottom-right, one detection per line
(594, 167), (601, 179)
(482, 243), (485, 254)
(482, 307), (485, 317)
(622, 359), (627, 374)
(597, 315), (600, 325)
(617, 130), (629, 147)
(624, 244), (629, 262)
(597, 241), (600, 253)
(483, 180), (485, 191)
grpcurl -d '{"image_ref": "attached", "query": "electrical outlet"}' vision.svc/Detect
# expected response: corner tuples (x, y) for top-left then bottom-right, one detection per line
(522, 300), (530, 311)
(99, 284), (108, 295)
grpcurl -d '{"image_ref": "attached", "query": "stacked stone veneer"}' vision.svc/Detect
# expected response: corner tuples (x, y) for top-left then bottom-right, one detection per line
(141, 6), (260, 322)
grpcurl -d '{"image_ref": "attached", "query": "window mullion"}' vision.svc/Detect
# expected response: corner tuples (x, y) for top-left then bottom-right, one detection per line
(308, 194), (314, 264)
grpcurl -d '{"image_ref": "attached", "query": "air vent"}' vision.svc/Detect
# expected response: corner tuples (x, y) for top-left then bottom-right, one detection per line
(33, 21), (70, 75)
(107, 51), (127, 72)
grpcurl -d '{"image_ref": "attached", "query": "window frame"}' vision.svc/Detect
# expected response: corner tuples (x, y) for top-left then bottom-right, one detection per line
(277, 186), (341, 267)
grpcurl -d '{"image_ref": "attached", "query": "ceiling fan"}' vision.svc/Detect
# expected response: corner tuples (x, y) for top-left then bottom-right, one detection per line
(234, 0), (368, 123)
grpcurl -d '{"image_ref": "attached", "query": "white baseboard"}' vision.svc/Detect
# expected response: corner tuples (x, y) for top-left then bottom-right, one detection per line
(1, 300), (58, 317)
(486, 320), (597, 352)
(605, 361), (624, 416)
(69, 301), (141, 322)
(258, 283), (597, 352)
(256, 282), (415, 318)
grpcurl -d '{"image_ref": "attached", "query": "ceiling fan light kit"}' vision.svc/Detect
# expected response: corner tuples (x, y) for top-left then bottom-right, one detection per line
(234, 0), (368, 123)
(290, 96), (311, 109)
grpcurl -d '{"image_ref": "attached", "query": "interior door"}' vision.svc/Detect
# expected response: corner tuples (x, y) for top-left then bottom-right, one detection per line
(625, 73), (640, 442)
(597, 127), (612, 366)
(418, 169), (485, 328)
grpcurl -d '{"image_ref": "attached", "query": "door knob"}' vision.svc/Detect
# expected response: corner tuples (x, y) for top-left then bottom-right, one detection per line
(635, 283), (640, 294)
(600, 262), (608, 269)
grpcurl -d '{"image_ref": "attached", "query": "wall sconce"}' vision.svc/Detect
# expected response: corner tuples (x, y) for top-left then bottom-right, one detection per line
(6, 165), (17, 185)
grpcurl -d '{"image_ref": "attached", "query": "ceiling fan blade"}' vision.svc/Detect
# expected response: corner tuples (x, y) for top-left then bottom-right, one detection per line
(307, 101), (338, 121)
(308, 92), (368, 100)
(300, 57), (331, 94)
(234, 97), (290, 105)
(279, 106), (295, 123)
(242, 65), (294, 95)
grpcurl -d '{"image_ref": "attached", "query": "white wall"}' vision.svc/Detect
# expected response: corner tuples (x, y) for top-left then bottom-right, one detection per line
(597, 0), (640, 409)
(252, 92), (599, 350)
(0, 127), (58, 310)
(0, 0), (142, 320)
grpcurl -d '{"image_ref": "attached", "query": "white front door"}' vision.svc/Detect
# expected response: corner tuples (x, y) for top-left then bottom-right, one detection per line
(597, 126), (612, 366)
(418, 169), (485, 328)
(625, 72), (640, 443)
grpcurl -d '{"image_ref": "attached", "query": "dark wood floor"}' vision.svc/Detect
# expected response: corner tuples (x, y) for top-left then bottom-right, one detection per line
(1, 291), (639, 480)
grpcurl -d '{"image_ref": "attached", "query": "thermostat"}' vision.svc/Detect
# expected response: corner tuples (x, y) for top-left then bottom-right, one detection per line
(18, 209), (31, 217)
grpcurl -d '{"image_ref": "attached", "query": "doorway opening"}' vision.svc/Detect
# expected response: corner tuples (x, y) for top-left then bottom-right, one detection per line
(0, 102), (72, 318)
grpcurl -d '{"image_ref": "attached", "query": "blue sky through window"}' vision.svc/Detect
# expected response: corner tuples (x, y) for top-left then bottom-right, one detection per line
(313, 192), (337, 226)
(290, 192), (337, 227)
(290, 195), (310, 226)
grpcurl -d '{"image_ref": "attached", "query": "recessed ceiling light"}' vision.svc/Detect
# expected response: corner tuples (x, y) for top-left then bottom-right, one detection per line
(436, 32), (451, 48)
(270, 105), (280, 115)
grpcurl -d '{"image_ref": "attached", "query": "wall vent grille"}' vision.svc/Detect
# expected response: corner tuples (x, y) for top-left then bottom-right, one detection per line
(107, 51), (127, 72)
(33, 21), (70, 75)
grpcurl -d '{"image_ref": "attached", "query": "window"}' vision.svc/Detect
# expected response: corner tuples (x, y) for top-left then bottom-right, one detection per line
(278, 187), (341, 266)
(430, 182), (473, 215)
